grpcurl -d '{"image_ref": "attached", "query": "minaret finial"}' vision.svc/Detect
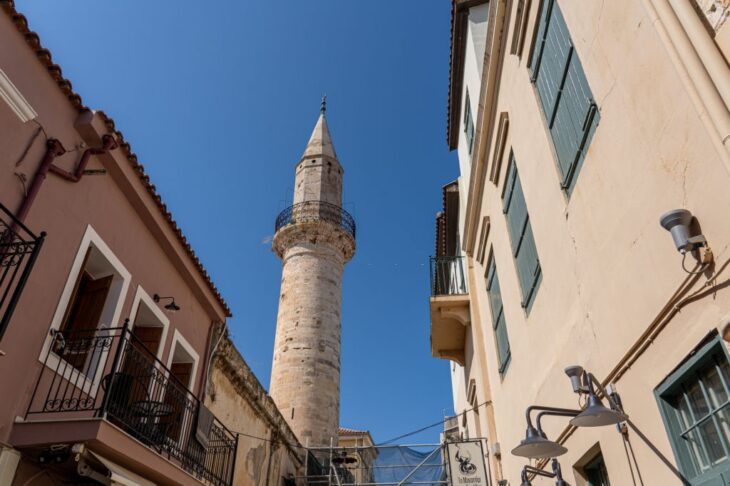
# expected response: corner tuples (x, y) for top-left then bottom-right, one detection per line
(320, 95), (327, 114)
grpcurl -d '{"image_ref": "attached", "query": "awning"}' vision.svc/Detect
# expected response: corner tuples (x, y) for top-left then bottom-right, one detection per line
(83, 450), (157, 486)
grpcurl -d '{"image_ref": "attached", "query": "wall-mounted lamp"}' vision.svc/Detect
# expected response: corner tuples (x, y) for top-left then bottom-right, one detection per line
(153, 294), (181, 312)
(565, 367), (628, 427)
(660, 209), (706, 254)
(512, 367), (628, 463)
(511, 406), (576, 458)
(520, 459), (567, 486)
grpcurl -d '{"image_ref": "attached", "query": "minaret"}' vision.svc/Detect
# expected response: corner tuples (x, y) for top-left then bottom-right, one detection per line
(270, 99), (356, 446)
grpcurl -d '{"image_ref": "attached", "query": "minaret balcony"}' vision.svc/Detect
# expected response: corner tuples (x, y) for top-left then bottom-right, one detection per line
(429, 256), (470, 366)
(275, 200), (356, 240)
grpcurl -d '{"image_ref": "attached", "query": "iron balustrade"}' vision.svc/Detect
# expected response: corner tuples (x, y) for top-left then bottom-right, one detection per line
(0, 201), (45, 340)
(429, 256), (468, 296)
(28, 324), (237, 486)
(275, 201), (356, 240)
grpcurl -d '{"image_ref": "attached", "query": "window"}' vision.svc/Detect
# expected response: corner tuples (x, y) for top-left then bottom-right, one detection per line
(584, 453), (611, 486)
(41, 225), (130, 385)
(502, 155), (541, 311)
(485, 252), (511, 374)
(529, 0), (599, 194)
(656, 335), (730, 484)
(464, 90), (475, 155)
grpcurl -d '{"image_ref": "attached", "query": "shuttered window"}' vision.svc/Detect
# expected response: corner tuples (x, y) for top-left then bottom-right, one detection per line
(502, 154), (541, 311)
(529, 0), (599, 194)
(464, 90), (475, 155)
(656, 336), (730, 485)
(486, 253), (511, 375)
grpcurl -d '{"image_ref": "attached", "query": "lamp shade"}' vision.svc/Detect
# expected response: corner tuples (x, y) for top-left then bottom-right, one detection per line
(511, 426), (568, 458)
(569, 393), (628, 427)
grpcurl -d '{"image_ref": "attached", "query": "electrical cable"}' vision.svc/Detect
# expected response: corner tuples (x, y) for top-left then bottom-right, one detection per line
(682, 252), (710, 275)
(376, 400), (490, 445)
(231, 400), (491, 450)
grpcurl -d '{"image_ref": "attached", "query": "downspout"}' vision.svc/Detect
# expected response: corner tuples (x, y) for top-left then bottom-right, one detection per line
(48, 134), (117, 182)
(15, 139), (66, 222)
(14, 134), (118, 223)
(642, 0), (730, 172)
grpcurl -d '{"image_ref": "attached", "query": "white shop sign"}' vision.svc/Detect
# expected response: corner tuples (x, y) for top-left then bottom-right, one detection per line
(446, 441), (488, 486)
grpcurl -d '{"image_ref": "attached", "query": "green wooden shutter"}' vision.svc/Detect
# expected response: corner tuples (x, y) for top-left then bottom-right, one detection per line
(486, 256), (511, 374)
(552, 53), (599, 191)
(535, 3), (572, 122)
(529, 0), (554, 78)
(502, 156), (542, 310)
(464, 91), (475, 154)
(530, 0), (600, 193)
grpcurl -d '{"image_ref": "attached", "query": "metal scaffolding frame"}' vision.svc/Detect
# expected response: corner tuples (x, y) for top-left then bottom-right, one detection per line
(297, 442), (450, 486)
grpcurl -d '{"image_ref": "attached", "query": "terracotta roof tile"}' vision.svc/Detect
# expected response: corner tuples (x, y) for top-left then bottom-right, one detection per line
(1, 0), (232, 317)
(339, 426), (369, 435)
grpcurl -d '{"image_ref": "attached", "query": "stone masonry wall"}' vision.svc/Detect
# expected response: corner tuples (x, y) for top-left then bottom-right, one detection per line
(206, 336), (305, 486)
(269, 234), (344, 447)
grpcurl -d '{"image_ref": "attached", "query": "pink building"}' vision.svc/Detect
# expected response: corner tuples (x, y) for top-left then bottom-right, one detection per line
(0, 2), (237, 484)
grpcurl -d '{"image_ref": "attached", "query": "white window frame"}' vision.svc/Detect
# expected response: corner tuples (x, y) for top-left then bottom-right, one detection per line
(0, 68), (37, 122)
(166, 328), (199, 392)
(38, 225), (131, 395)
(128, 286), (170, 362)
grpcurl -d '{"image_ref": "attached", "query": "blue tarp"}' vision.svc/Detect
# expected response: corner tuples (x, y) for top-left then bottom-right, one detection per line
(373, 446), (445, 485)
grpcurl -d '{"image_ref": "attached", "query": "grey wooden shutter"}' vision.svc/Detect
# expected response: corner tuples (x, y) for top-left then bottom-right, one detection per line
(531, 0), (600, 193)
(502, 157), (541, 310)
(486, 257), (511, 373)
(529, 0), (554, 78)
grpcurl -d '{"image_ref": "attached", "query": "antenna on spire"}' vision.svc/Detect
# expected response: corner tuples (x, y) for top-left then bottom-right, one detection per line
(320, 95), (327, 114)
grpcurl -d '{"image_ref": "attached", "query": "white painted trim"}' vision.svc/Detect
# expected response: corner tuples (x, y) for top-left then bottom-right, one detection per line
(38, 225), (132, 394)
(166, 328), (199, 390)
(0, 68), (37, 122)
(128, 286), (170, 361)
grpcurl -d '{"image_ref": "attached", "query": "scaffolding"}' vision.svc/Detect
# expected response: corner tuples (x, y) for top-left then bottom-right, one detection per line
(297, 442), (450, 486)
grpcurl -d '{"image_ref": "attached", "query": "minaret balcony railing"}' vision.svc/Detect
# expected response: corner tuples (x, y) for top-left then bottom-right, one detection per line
(275, 200), (356, 240)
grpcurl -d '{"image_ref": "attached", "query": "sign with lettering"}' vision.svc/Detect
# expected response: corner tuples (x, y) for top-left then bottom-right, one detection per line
(446, 441), (488, 486)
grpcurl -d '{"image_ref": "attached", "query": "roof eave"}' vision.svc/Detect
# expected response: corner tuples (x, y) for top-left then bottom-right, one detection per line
(446, 0), (488, 150)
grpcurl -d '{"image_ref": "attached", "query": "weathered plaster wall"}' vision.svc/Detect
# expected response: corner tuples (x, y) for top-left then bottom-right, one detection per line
(449, 0), (730, 484)
(206, 337), (304, 486)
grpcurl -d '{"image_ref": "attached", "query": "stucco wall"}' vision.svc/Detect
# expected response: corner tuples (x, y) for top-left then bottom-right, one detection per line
(206, 337), (304, 486)
(448, 0), (730, 484)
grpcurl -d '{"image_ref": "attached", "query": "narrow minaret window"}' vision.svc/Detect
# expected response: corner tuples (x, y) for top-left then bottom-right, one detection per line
(269, 101), (356, 447)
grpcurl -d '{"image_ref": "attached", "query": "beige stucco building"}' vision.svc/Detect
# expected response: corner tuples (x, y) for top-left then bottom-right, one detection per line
(432, 0), (730, 485)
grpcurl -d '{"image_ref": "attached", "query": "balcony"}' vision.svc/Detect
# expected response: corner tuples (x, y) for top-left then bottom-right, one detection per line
(429, 256), (470, 366)
(19, 325), (236, 486)
(275, 200), (356, 239)
(0, 201), (45, 340)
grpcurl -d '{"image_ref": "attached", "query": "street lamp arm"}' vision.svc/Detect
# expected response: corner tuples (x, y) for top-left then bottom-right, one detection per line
(525, 405), (581, 428)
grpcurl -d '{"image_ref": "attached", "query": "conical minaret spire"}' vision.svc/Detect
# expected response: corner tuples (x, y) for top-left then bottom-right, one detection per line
(270, 102), (356, 447)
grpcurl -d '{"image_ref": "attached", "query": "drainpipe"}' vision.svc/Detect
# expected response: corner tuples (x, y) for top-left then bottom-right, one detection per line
(15, 139), (66, 223)
(49, 134), (118, 182)
(14, 134), (118, 223)
(667, 0), (730, 109)
(643, 0), (730, 171)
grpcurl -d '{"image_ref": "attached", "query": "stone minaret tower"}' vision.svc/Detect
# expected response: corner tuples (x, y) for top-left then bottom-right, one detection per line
(270, 99), (356, 447)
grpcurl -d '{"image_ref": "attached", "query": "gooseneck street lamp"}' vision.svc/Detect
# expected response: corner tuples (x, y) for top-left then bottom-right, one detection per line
(511, 406), (579, 458)
(512, 366), (629, 479)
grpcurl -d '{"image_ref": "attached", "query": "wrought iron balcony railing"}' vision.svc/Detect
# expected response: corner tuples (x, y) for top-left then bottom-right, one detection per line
(27, 323), (237, 486)
(429, 256), (468, 296)
(0, 201), (45, 340)
(275, 201), (356, 240)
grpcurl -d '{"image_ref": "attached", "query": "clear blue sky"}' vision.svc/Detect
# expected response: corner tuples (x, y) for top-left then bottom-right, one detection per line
(17, 0), (459, 444)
